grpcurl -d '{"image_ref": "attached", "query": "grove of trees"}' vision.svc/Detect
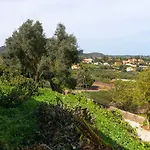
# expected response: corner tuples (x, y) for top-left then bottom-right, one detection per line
(3, 19), (83, 93)
(112, 69), (150, 127)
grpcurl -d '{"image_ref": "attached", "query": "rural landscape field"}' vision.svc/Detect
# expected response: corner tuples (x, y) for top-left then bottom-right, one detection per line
(0, 0), (150, 150)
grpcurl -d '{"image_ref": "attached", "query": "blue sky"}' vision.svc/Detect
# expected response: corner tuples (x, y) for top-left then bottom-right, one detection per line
(0, 0), (150, 55)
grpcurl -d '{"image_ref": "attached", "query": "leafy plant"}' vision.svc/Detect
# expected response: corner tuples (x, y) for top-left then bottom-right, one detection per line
(34, 100), (112, 150)
(35, 102), (79, 149)
(0, 78), (38, 108)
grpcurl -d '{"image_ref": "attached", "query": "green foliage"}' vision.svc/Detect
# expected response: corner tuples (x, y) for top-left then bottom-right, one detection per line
(35, 102), (79, 149)
(78, 64), (138, 84)
(0, 65), (8, 76)
(35, 100), (112, 150)
(78, 64), (115, 83)
(0, 87), (26, 108)
(76, 67), (95, 89)
(0, 88), (150, 149)
(50, 77), (64, 93)
(74, 107), (113, 150)
(119, 65), (127, 72)
(0, 99), (38, 150)
(46, 23), (80, 70)
(0, 80), (38, 108)
(136, 70), (150, 104)
(16, 78), (38, 97)
(0, 72), (38, 96)
(143, 120), (148, 126)
(111, 80), (139, 112)
(117, 71), (138, 79)
(85, 91), (113, 107)
(4, 21), (80, 91)
(45, 23), (80, 92)
(136, 70), (150, 121)
(0, 74), (38, 108)
(34, 89), (150, 150)
(5, 19), (46, 81)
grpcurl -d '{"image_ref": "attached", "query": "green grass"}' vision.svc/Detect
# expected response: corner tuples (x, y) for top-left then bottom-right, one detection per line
(0, 87), (150, 149)
(117, 71), (138, 79)
(34, 89), (150, 150)
(73, 64), (138, 83)
(84, 91), (112, 107)
(0, 98), (38, 149)
(0, 88), (59, 149)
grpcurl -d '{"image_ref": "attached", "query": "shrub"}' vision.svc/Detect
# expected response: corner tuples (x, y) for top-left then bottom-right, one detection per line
(0, 73), (38, 96)
(0, 78), (38, 108)
(0, 87), (27, 108)
(16, 78), (38, 97)
(34, 101), (112, 150)
(35, 102), (79, 149)
(76, 68), (95, 89)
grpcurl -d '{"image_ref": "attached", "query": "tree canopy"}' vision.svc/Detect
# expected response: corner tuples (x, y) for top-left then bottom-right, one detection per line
(136, 70), (150, 117)
(45, 23), (80, 91)
(46, 23), (79, 72)
(5, 19), (46, 81)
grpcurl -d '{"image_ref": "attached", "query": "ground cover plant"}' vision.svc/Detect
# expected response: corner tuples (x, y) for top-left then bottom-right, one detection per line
(84, 91), (113, 107)
(0, 87), (150, 149)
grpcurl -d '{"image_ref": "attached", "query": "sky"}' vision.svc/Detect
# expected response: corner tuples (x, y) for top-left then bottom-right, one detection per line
(0, 0), (150, 55)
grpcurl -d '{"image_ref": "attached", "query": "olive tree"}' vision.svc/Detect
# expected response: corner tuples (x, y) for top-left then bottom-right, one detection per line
(5, 19), (46, 81)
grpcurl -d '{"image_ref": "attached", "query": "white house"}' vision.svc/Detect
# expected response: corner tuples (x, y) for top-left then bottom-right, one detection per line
(94, 62), (99, 65)
(125, 63), (136, 67)
(103, 62), (110, 66)
(82, 58), (93, 64)
(126, 67), (134, 72)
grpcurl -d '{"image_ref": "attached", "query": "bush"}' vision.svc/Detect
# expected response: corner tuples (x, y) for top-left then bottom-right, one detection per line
(0, 73), (38, 95)
(111, 80), (139, 112)
(17, 78), (38, 97)
(76, 68), (95, 89)
(34, 101), (112, 150)
(0, 78), (38, 108)
(35, 102), (79, 149)
(0, 87), (26, 108)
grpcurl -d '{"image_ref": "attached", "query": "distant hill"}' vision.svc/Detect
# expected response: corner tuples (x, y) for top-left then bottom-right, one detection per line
(108, 55), (150, 59)
(0, 46), (5, 53)
(81, 52), (104, 58)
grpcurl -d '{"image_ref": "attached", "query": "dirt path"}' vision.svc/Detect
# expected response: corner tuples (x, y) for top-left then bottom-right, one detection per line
(74, 82), (113, 93)
(92, 82), (113, 90)
(125, 119), (150, 142)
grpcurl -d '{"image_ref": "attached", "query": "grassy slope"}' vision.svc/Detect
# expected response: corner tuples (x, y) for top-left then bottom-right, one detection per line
(84, 91), (112, 107)
(0, 88), (150, 149)
(0, 98), (38, 149)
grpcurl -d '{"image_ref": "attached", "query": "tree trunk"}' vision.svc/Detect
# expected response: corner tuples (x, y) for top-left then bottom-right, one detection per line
(34, 70), (38, 82)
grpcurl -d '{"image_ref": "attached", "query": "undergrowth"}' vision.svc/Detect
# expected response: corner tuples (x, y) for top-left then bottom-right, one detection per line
(0, 88), (150, 149)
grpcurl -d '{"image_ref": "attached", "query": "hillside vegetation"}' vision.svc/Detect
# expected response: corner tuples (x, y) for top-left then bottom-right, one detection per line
(0, 86), (150, 149)
(0, 19), (150, 150)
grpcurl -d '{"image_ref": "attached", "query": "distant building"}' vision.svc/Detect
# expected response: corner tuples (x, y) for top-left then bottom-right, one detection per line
(123, 58), (138, 65)
(108, 57), (113, 61)
(139, 65), (149, 70)
(126, 67), (135, 72)
(103, 62), (110, 66)
(114, 62), (122, 66)
(82, 58), (93, 64)
(71, 64), (80, 69)
(122, 60), (128, 65)
(128, 58), (137, 64)
(125, 63), (136, 67)
(138, 59), (144, 64)
(94, 62), (99, 65)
